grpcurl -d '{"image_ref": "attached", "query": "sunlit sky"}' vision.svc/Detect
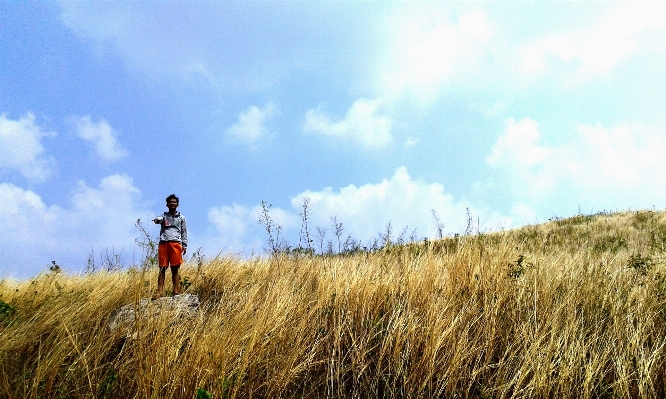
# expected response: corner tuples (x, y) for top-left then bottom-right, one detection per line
(2, 2), (666, 279)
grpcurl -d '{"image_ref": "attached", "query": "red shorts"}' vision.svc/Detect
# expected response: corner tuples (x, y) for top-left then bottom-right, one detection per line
(158, 242), (183, 267)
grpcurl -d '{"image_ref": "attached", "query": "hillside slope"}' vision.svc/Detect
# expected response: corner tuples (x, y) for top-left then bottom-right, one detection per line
(2, 210), (666, 398)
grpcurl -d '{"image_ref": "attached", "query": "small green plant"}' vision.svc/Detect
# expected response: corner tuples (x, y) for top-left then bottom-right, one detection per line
(655, 273), (666, 300)
(507, 254), (532, 279)
(628, 253), (653, 276)
(181, 276), (192, 291)
(551, 210), (611, 228)
(196, 387), (213, 399)
(593, 234), (628, 254)
(0, 299), (17, 326)
(633, 210), (653, 227)
(0, 299), (16, 319)
(219, 374), (237, 399)
(98, 368), (118, 398)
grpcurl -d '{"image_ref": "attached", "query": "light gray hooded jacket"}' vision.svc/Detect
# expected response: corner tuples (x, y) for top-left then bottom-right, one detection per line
(156, 211), (188, 248)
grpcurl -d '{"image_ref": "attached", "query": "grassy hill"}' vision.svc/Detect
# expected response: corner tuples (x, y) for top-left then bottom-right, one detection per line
(3, 210), (666, 398)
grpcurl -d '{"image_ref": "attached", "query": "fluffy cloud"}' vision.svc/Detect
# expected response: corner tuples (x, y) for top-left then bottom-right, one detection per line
(226, 104), (278, 148)
(292, 167), (507, 244)
(206, 202), (298, 255)
(486, 118), (553, 197)
(206, 204), (260, 255)
(0, 175), (147, 278)
(0, 113), (55, 181)
(304, 98), (392, 148)
(71, 115), (128, 161)
(488, 118), (666, 220)
(202, 168), (512, 256)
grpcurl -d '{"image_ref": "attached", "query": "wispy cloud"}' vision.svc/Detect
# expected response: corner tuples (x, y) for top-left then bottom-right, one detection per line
(304, 98), (392, 148)
(71, 116), (128, 161)
(58, 3), (220, 86)
(0, 113), (55, 181)
(520, 4), (666, 85)
(379, 8), (496, 102)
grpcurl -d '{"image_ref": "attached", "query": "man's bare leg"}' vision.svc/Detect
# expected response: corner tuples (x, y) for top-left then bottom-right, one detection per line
(154, 267), (167, 299)
(171, 265), (181, 295)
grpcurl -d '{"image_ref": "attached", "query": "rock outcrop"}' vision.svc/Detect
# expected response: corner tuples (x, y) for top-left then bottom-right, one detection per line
(109, 294), (200, 335)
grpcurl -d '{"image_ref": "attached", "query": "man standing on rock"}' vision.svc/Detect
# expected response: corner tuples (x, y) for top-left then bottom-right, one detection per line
(152, 194), (188, 298)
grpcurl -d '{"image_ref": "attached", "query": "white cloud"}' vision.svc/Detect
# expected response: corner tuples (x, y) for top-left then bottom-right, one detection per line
(304, 98), (393, 148)
(206, 204), (259, 255)
(206, 202), (298, 255)
(226, 104), (278, 148)
(203, 169), (517, 256)
(486, 118), (552, 174)
(71, 174), (140, 217)
(488, 118), (666, 220)
(1, 183), (58, 241)
(0, 113), (55, 181)
(203, 168), (515, 257)
(0, 175), (147, 278)
(208, 204), (252, 245)
(292, 166), (509, 243)
(375, 4), (666, 103)
(71, 115), (128, 161)
(520, 4), (666, 85)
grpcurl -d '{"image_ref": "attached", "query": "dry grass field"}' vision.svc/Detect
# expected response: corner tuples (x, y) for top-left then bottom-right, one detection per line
(3, 210), (666, 398)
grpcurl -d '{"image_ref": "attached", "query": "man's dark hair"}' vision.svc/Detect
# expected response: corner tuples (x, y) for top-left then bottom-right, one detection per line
(166, 194), (179, 204)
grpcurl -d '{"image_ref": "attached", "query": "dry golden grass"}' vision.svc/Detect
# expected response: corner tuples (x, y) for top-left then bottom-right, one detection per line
(2, 210), (666, 398)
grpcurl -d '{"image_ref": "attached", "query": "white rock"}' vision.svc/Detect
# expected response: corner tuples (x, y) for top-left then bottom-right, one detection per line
(109, 294), (200, 334)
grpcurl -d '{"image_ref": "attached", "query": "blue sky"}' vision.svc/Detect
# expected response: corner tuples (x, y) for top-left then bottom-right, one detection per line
(2, 2), (666, 279)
